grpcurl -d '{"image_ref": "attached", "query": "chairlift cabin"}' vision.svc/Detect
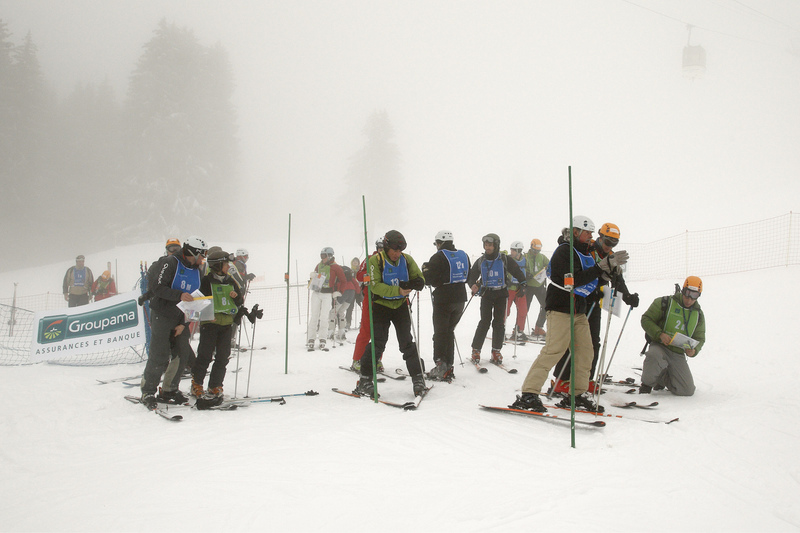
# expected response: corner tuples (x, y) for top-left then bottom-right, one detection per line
(682, 25), (706, 79)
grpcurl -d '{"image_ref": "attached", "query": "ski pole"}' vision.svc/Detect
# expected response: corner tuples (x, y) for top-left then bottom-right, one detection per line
(233, 312), (244, 398)
(406, 296), (427, 385)
(245, 310), (258, 397)
(598, 304), (633, 391)
(547, 301), (596, 398)
(592, 287), (618, 407)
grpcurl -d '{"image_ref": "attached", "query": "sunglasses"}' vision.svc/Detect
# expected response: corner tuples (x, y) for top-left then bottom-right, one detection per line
(682, 288), (701, 300)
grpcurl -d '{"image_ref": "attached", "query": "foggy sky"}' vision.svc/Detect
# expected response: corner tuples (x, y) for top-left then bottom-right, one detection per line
(2, 0), (799, 264)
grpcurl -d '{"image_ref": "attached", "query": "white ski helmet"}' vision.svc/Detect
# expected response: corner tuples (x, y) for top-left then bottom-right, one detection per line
(183, 236), (208, 258)
(572, 215), (595, 232)
(320, 246), (334, 256)
(236, 248), (249, 258)
(435, 230), (454, 242)
(510, 240), (524, 251)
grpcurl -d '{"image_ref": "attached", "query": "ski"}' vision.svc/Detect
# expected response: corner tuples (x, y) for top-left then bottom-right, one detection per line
(479, 405), (605, 427)
(331, 387), (415, 410)
(124, 395), (183, 421)
(97, 374), (141, 385)
(380, 370), (405, 380)
(405, 385), (433, 410)
(339, 366), (386, 382)
(490, 360), (518, 374)
(469, 358), (488, 373)
(546, 403), (677, 424)
(224, 390), (319, 403)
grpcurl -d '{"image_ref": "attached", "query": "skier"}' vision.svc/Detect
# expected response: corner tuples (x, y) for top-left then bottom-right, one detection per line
(62, 255), (94, 307)
(421, 230), (471, 381)
(505, 241), (530, 342)
(524, 239), (549, 338)
(307, 247), (345, 351)
(138, 238), (181, 306)
(191, 250), (245, 408)
(466, 233), (526, 366)
(140, 236), (207, 410)
(329, 266), (357, 343)
(350, 240), (384, 372)
(354, 230), (426, 398)
(345, 257), (362, 330)
(639, 276), (705, 396)
(551, 222), (639, 393)
(510, 217), (627, 413)
(91, 271), (117, 301)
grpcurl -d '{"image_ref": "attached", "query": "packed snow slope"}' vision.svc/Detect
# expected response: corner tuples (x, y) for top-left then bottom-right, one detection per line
(1, 253), (798, 532)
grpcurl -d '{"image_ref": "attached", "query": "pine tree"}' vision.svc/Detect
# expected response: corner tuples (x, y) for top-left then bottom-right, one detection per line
(344, 110), (404, 236)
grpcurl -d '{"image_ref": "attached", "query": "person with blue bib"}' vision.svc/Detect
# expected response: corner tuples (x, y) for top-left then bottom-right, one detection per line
(354, 230), (426, 399)
(140, 236), (207, 410)
(422, 230), (471, 382)
(467, 233), (526, 367)
(510, 217), (627, 413)
(62, 255), (94, 307)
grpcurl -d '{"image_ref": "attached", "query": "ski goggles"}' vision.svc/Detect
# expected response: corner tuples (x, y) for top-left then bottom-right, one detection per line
(682, 288), (701, 300)
(166, 244), (181, 254)
(482, 236), (498, 245)
(600, 236), (619, 248)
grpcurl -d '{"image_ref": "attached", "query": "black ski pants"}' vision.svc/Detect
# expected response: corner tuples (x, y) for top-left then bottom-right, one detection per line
(471, 289), (507, 352)
(142, 309), (191, 395)
(360, 301), (422, 378)
(524, 284), (547, 330)
(432, 301), (464, 367)
(193, 322), (234, 389)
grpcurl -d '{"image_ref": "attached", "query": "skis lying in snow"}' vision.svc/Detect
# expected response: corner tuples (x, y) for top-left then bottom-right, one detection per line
(223, 390), (319, 406)
(98, 374), (142, 385)
(544, 403), (678, 424)
(610, 401), (659, 409)
(331, 386), (431, 410)
(124, 395), (183, 421)
(339, 366), (386, 382)
(490, 360), (518, 374)
(479, 405), (606, 427)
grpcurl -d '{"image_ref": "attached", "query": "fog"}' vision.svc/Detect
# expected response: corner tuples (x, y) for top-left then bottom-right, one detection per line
(2, 0), (799, 268)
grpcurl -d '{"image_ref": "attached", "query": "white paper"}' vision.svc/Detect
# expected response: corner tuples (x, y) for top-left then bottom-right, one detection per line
(177, 290), (213, 322)
(669, 332), (699, 350)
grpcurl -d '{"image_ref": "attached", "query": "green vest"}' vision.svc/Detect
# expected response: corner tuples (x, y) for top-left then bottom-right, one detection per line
(211, 283), (238, 326)
(318, 263), (331, 289)
(662, 299), (700, 354)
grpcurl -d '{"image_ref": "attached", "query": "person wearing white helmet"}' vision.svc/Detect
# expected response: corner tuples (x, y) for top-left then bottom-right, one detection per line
(307, 246), (345, 351)
(510, 216), (627, 414)
(421, 230), (471, 381)
(140, 235), (207, 410)
(505, 241), (530, 342)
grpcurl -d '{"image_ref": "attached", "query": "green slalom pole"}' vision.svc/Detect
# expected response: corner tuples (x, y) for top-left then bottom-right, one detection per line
(568, 166), (577, 447)
(285, 213), (291, 374)
(362, 196), (379, 402)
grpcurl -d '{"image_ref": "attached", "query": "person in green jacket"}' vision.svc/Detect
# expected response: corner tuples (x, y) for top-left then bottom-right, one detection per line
(354, 230), (426, 399)
(640, 276), (706, 396)
(524, 239), (549, 337)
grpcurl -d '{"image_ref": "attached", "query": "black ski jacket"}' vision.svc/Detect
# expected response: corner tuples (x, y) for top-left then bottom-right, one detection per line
(545, 235), (603, 315)
(422, 242), (471, 305)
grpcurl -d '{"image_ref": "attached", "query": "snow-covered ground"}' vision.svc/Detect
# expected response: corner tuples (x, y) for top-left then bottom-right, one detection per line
(1, 252), (798, 532)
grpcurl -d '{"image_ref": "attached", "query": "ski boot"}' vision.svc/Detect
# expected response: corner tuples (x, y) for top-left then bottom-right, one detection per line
(412, 374), (427, 397)
(490, 349), (503, 365)
(428, 360), (451, 381)
(509, 392), (546, 413)
(350, 359), (361, 372)
(307, 339), (315, 352)
(470, 349), (480, 364)
(353, 376), (378, 399)
(319, 339), (328, 351)
(141, 392), (158, 411)
(639, 384), (652, 394)
(196, 386), (224, 410)
(376, 359), (385, 373)
(157, 387), (189, 405)
(190, 380), (204, 398)
(558, 392), (604, 413)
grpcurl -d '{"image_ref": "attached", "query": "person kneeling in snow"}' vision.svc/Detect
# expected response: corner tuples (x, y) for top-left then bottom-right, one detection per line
(192, 250), (245, 409)
(639, 276), (706, 396)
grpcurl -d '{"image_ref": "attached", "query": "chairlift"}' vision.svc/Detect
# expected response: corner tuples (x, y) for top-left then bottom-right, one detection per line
(682, 25), (706, 79)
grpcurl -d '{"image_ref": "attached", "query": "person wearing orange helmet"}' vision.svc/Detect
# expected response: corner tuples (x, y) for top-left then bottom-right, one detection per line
(91, 271), (117, 301)
(551, 222), (639, 391)
(524, 238), (549, 338)
(639, 276), (706, 396)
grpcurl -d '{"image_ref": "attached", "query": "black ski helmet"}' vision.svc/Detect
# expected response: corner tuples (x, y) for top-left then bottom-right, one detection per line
(482, 233), (500, 247)
(207, 250), (232, 272)
(383, 230), (407, 251)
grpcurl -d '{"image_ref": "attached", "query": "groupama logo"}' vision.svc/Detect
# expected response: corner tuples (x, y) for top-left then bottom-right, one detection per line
(37, 300), (139, 344)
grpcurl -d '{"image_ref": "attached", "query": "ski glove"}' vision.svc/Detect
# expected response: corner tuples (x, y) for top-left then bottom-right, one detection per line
(246, 273), (256, 281)
(234, 306), (249, 325)
(246, 304), (263, 323)
(622, 292), (639, 308)
(597, 250), (629, 274)
(332, 291), (342, 299)
(399, 278), (425, 291)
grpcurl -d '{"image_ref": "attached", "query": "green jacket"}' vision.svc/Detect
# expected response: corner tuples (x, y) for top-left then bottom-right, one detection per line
(524, 250), (549, 288)
(641, 289), (706, 356)
(367, 250), (425, 309)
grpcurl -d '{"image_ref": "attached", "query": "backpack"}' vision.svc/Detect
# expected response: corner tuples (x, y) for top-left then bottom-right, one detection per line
(342, 266), (354, 282)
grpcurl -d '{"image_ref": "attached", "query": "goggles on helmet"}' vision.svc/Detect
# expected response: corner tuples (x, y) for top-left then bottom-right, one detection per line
(166, 244), (181, 254)
(600, 236), (619, 248)
(682, 288), (701, 300)
(482, 236), (497, 244)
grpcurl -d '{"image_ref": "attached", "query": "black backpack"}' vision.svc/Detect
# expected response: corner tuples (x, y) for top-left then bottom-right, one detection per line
(342, 266), (354, 282)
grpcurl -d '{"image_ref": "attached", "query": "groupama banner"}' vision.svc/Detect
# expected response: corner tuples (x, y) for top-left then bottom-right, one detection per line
(30, 292), (146, 363)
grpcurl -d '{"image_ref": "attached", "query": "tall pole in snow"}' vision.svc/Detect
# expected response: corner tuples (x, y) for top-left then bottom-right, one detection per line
(285, 213), (291, 374)
(568, 166), (577, 447)
(362, 195), (379, 402)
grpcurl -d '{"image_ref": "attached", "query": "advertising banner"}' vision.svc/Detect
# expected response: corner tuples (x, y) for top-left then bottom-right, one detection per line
(30, 291), (146, 363)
